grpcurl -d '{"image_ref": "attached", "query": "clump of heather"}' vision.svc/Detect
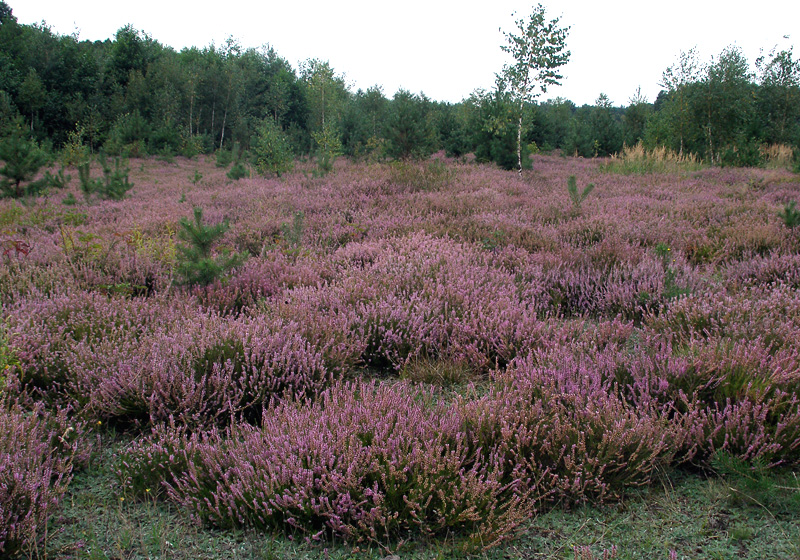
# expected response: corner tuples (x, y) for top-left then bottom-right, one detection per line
(6, 289), (329, 428)
(627, 298), (800, 465)
(272, 233), (586, 374)
(191, 251), (330, 314)
(723, 252), (800, 290)
(4, 287), (164, 407)
(0, 401), (83, 557)
(135, 316), (330, 427)
(118, 359), (678, 545)
(465, 352), (674, 503)
(645, 284), (800, 352)
(119, 381), (538, 549)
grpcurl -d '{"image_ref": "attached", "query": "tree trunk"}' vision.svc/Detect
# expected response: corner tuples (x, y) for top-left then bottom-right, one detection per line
(707, 105), (714, 165)
(219, 72), (234, 150)
(210, 104), (215, 143)
(219, 106), (227, 149)
(188, 89), (194, 137)
(517, 111), (523, 175)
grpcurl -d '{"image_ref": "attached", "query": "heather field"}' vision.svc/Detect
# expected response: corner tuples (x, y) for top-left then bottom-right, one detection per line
(2, 154), (800, 559)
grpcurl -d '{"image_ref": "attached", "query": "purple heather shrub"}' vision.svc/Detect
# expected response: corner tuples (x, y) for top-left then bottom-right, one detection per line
(645, 284), (800, 352)
(5, 287), (163, 403)
(5, 288), (329, 427)
(135, 315), (330, 427)
(120, 381), (537, 547)
(0, 260), (78, 305)
(624, 325), (800, 465)
(466, 351), (674, 503)
(724, 251), (800, 290)
(674, 396), (800, 466)
(275, 232), (591, 372)
(515, 249), (702, 319)
(0, 401), (83, 557)
(192, 251), (330, 314)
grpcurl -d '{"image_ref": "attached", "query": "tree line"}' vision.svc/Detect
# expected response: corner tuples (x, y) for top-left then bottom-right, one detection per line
(1, 1), (798, 171)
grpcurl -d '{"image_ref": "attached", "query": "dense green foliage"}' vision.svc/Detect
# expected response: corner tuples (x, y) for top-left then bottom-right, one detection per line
(252, 118), (294, 177)
(77, 154), (133, 200)
(779, 200), (800, 230)
(566, 174), (594, 212)
(175, 206), (245, 286)
(0, 1), (798, 167)
(0, 117), (49, 197)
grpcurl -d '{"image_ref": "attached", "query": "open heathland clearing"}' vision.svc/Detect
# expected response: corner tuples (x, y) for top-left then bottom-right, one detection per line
(1, 154), (800, 559)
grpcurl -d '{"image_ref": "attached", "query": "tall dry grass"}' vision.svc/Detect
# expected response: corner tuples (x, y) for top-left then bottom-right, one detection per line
(603, 142), (703, 174)
(760, 143), (795, 169)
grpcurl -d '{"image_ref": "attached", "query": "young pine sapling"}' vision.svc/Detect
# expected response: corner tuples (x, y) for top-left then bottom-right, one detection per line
(567, 175), (595, 213)
(778, 200), (800, 230)
(0, 119), (49, 198)
(175, 206), (245, 286)
(78, 154), (133, 201)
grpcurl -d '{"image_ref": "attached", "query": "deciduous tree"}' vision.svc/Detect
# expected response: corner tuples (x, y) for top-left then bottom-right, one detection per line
(756, 47), (800, 145)
(499, 3), (570, 174)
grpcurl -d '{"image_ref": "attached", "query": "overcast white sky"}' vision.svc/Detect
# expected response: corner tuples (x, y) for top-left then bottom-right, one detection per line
(11, 0), (799, 106)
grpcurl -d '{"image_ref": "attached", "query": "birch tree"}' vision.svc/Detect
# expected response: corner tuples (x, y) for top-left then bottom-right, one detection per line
(500, 4), (570, 174)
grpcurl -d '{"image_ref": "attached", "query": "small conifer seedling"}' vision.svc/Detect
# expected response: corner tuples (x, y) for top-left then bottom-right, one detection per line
(0, 120), (49, 198)
(175, 206), (245, 286)
(567, 175), (595, 213)
(778, 200), (800, 230)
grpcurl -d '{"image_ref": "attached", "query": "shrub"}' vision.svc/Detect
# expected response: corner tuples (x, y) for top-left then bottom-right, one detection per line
(467, 354), (674, 503)
(252, 118), (294, 177)
(0, 118), (49, 198)
(567, 174), (595, 213)
(311, 121), (340, 176)
(59, 125), (91, 167)
(104, 111), (150, 157)
(86, 316), (330, 428)
(778, 200), (800, 230)
(175, 206), (245, 286)
(0, 402), (81, 557)
(119, 381), (538, 549)
(215, 146), (234, 168)
(387, 159), (454, 192)
(0, 323), (19, 392)
(226, 159), (248, 181)
(280, 210), (305, 250)
(78, 154), (133, 201)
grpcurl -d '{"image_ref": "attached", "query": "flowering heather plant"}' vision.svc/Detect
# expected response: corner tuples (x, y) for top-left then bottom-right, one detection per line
(466, 352), (675, 503)
(5, 290), (329, 427)
(191, 251), (329, 314)
(723, 252), (800, 290)
(645, 285), (800, 352)
(4, 287), (160, 406)
(630, 301), (800, 464)
(0, 401), (82, 557)
(120, 381), (538, 548)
